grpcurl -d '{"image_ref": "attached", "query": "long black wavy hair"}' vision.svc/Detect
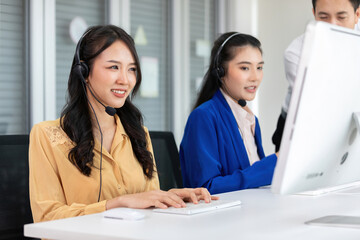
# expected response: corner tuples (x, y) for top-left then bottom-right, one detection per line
(60, 25), (155, 179)
(193, 32), (262, 110)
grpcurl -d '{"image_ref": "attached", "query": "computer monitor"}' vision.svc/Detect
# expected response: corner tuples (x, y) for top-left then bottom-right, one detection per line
(272, 21), (360, 195)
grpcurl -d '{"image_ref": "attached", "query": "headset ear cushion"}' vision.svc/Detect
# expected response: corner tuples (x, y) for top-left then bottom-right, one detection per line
(211, 68), (219, 78)
(217, 66), (225, 78)
(73, 62), (89, 81)
(211, 66), (225, 80)
(79, 62), (89, 78)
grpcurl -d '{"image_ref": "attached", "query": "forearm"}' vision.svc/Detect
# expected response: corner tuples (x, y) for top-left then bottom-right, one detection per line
(203, 154), (277, 194)
(31, 199), (107, 222)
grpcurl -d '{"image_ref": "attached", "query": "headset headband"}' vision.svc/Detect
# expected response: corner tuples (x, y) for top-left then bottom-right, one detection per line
(75, 28), (92, 64)
(213, 32), (241, 70)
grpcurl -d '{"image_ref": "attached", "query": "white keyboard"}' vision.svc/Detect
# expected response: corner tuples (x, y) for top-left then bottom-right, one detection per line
(153, 200), (241, 215)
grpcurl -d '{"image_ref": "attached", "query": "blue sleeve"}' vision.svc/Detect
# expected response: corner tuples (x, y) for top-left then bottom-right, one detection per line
(180, 108), (277, 194)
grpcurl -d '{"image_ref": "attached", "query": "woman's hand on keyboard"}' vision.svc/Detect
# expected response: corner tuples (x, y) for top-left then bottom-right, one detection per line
(169, 188), (219, 204)
(108, 190), (187, 209)
(106, 188), (219, 210)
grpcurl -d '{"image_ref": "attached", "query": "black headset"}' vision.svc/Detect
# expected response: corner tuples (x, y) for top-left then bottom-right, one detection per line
(212, 32), (247, 107)
(73, 30), (91, 82)
(212, 32), (242, 80)
(71, 29), (113, 203)
(73, 29), (117, 116)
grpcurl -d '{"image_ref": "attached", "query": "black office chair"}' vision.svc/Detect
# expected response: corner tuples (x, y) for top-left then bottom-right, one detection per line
(149, 131), (183, 191)
(0, 135), (35, 240)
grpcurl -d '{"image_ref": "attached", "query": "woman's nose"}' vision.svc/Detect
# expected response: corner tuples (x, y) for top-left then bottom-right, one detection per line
(116, 69), (129, 84)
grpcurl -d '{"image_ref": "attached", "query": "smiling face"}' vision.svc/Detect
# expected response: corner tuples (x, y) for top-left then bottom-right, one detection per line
(222, 46), (264, 102)
(86, 40), (137, 110)
(313, 0), (359, 29)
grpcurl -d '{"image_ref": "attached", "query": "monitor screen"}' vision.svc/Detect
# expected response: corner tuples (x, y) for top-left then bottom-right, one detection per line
(272, 21), (360, 195)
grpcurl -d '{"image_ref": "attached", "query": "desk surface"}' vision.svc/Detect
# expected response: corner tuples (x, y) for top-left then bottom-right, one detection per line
(24, 188), (360, 240)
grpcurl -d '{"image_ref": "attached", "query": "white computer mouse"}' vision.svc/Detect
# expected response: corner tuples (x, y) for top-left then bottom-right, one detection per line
(103, 208), (145, 221)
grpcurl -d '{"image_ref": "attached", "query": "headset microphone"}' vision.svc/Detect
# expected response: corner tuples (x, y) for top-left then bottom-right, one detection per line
(238, 100), (246, 107)
(86, 84), (117, 116)
(105, 106), (117, 116)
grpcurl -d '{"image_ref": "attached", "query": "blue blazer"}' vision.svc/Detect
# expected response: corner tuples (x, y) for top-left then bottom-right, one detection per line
(180, 89), (277, 194)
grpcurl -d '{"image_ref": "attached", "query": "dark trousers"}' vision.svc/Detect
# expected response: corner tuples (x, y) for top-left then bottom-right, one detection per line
(272, 112), (286, 152)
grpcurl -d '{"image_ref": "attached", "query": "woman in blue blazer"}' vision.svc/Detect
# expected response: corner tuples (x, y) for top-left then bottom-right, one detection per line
(180, 32), (278, 194)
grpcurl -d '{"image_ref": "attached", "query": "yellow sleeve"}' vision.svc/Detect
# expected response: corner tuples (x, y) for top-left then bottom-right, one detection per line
(143, 127), (160, 191)
(29, 124), (106, 222)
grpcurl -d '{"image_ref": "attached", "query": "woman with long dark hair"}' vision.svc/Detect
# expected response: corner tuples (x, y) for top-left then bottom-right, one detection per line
(29, 25), (216, 222)
(180, 32), (278, 194)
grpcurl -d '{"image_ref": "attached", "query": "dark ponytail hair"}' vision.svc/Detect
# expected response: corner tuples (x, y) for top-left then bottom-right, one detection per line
(193, 32), (262, 110)
(60, 25), (155, 179)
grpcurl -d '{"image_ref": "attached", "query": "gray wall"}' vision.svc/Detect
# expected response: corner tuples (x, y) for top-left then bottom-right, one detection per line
(257, 0), (314, 154)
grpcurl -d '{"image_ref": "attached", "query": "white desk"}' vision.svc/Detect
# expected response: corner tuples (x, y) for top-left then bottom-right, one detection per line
(24, 188), (360, 240)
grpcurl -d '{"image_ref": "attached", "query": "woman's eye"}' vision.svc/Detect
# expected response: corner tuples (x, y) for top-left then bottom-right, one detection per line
(109, 65), (118, 70)
(240, 67), (249, 71)
(258, 66), (263, 70)
(129, 67), (137, 72)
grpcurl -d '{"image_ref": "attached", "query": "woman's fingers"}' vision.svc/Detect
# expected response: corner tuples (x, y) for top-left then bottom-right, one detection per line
(200, 187), (211, 203)
(187, 190), (199, 204)
(169, 188), (218, 204)
(169, 188), (198, 203)
(164, 192), (186, 208)
(154, 200), (168, 209)
(151, 190), (186, 208)
(191, 187), (211, 203)
(126, 188), (220, 210)
(211, 195), (220, 200)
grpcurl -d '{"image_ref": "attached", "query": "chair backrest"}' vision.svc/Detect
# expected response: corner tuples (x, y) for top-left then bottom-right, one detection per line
(0, 135), (34, 240)
(149, 131), (183, 191)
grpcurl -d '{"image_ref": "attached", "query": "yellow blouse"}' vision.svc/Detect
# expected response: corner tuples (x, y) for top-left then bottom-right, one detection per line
(29, 115), (159, 222)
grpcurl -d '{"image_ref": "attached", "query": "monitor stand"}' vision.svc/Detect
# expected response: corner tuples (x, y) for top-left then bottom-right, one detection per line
(305, 215), (360, 229)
